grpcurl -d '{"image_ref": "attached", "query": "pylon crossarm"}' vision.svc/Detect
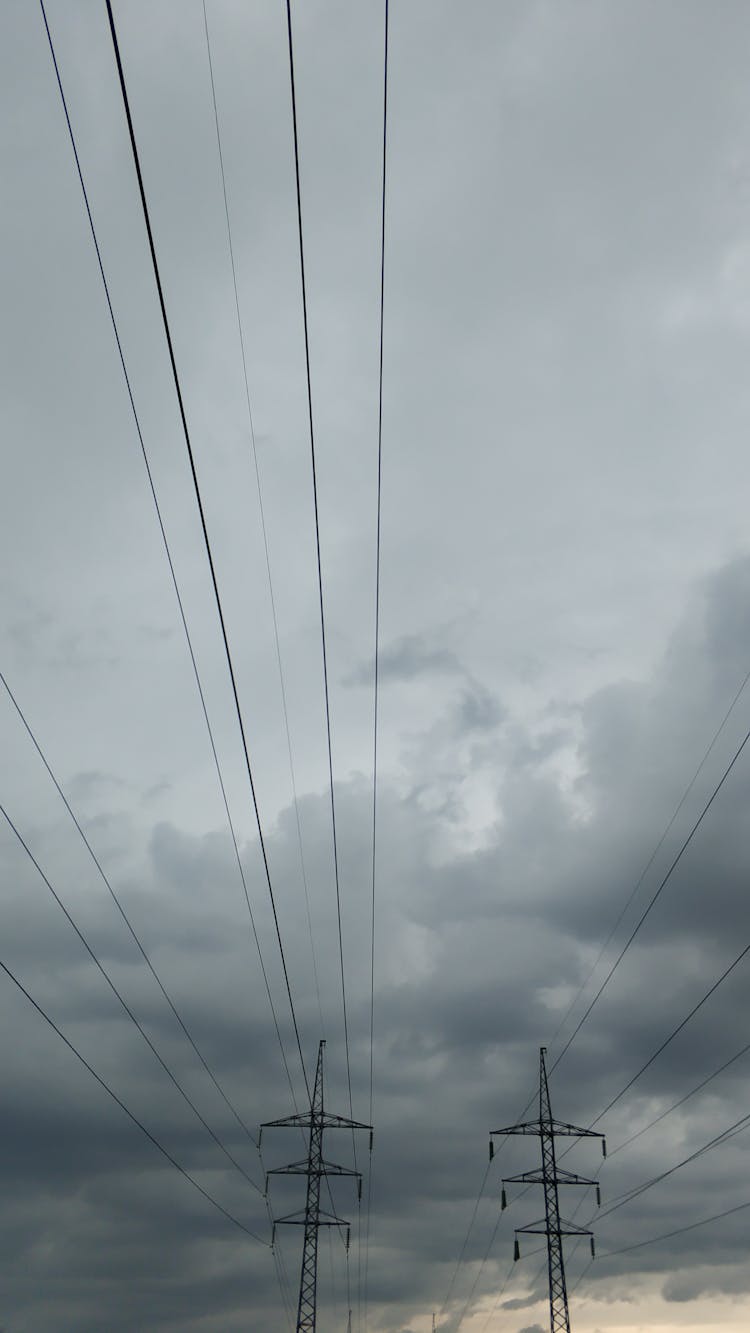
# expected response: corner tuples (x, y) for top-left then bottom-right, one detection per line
(548, 1118), (604, 1140)
(260, 1113), (313, 1132)
(274, 1209), (308, 1227)
(318, 1112), (372, 1131)
(319, 1159), (361, 1179)
(517, 1222), (592, 1238)
(491, 1120), (542, 1137)
(267, 1159), (309, 1177)
(317, 1208), (350, 1228)
(505, 1167), (597, 1187)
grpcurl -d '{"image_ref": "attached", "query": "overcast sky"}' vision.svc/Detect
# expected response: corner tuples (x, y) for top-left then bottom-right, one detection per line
(2, 1), (750, 1330)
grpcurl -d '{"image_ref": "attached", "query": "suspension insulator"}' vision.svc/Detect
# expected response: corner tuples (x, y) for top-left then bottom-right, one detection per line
(501, 1188), (507, 1211)
(513, 1238), (520, 1263)
(590, 1236), (596, 1259)
(489, 1140), (494, 1162)
(596, 1185), (601, 1207)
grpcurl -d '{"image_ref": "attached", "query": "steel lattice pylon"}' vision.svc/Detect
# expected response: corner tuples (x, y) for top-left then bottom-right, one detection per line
(490, 1048), (607, 1333)
(261, 1041), (372, 1332)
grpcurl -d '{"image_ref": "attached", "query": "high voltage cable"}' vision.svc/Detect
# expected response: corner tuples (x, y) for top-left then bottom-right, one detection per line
(1, 668), (263, 1151)
(588, 939), (750, 1128)
(364, 3), (389, 1328)
(104, 0), (309, 1099)
(551, 721), (750, 1073)
(453, 677), (750, 1319)
(447, 926), (750, 1321)
(37, 0), (300, 1113)
(443, 682), (750, 1316)
(610, 1035), (750, 1159)
(598, 1108), (750, 1221)
(0, 802), (263, 1196)
(200, 0), (325, 1040)
(601, 1197), (750, 1258)
(549, 665), (750, 1055)
(283, 0), (353, 1122)
(0, 954), (266, 1243)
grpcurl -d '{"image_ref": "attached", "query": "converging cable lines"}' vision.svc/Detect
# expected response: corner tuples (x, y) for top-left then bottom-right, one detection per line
(0, 953), (267, 1243)
(1, 668), (263, 1151)
(201, 0), (325, 1041)
(283, 0), (353, 1121)
(38, 0), (302, 1117)
(551, 720), (750, 1074)
(104, 0), (309, 1099)
(364, 3), (389, 1329)
(0, 801), (263, 1197)
(549, 664), (750, 1060)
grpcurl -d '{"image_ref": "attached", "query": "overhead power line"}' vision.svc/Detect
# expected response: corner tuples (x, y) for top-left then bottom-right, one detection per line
(37, 0), (299, 1109)
(598, 1107), (750, 1221)
(589, 939), (750, 1128)
(0, 667), (261, 1151)
(200, 0), (324, 1041)
(549, 665), (750, 1056)
(283, 0), (353, 1119)
(610, 1035), (750, 1159)
(103, 0), (309, 1097)
(0, 801), (263, 1196)
(551, 721), (750, 1073)
(0, 952), (265, 1243)
(602, 1197), (750, 1259)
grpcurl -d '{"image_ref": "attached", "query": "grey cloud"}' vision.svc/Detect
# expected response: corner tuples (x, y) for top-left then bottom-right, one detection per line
(344, 632), (464, 687)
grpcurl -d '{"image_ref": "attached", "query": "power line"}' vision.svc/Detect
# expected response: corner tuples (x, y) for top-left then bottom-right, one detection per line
(283, 0), (353, 1121)
(200, 0), (324, 1041)
(589, 939), (750, 1128)
(364, 2), (389, 1328)
(0, 952), (266, 1243)
(549, 666), (750, 1056)
(445, 696), (750, 1318)
(0, 667), (261, 1151)
(439, 1161), (493, 1316)
(598, 1107), (750, 1221)
(0, 801), (263, 1196)
(104, 0), (309, 1099)
(37, 0), (299, 1111)
(602, 1197), (750, 1259)
(609, 1036), (750, 1160)
(551, 721), (750, 1073)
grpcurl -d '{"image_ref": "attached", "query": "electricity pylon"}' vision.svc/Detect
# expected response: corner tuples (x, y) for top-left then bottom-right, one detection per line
(261, 1040), (372, 1332)
(489, 1047), (606, 1333)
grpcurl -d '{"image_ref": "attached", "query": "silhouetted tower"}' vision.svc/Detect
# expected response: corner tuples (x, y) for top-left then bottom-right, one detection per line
(261, 1041), (372, 1332)
(490, 1047), (606, 1333)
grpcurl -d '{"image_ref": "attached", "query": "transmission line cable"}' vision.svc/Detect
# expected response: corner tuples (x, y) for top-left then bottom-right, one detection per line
(549, 665), (750, 1055)
(588, 939), (750, 1128)
(283, 0), (353, 1121)
(1, 667), (264, 1149)
(551, 721), (750, 1073)
(201, 0), (324, 1040)
(0, 802), (264, 1195)
(445, 690), (750, 1316)
(104, 0), (309, 1098)
(598, 1107), (750, 1221)
(610, 1035), (750, 1159)
(0, 953), (266, 1243)
(38, 0), (301, 1113)
(602, 1197), (750, 1258)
